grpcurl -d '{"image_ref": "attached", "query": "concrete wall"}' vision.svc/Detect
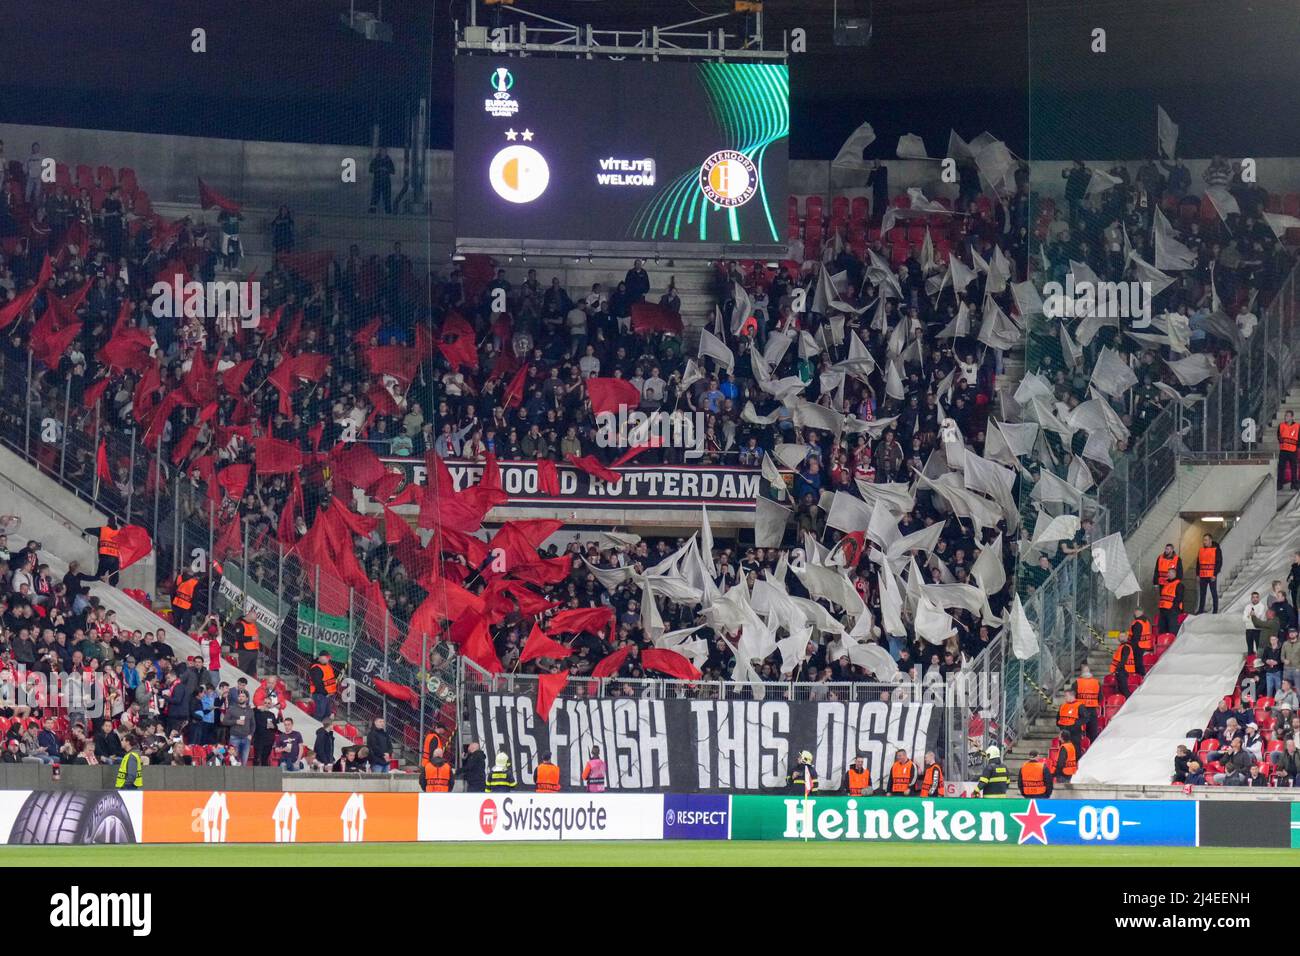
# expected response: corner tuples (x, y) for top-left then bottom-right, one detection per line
(0, 765), (419, 791)
(0, 443), (154, 591)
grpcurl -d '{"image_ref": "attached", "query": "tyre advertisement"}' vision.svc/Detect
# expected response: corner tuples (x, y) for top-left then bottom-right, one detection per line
(1, 791), (143, 845)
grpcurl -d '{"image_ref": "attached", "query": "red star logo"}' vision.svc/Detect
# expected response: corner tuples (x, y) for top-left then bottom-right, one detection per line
(1011, 799), (1055, 845)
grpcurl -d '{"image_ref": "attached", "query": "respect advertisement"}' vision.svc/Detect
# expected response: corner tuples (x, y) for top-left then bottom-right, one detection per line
(417, 792), (664, 842)
(728, 796), (1198, 847)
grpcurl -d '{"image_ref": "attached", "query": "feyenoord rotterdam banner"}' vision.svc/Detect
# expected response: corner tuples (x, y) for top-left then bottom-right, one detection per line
(466, 694), (940, 793)
(381, 458), (760, 510)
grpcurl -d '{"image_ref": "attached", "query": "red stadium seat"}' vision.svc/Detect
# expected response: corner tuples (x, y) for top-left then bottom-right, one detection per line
(850, 195), (870, 224)
(75, 164), (95, 191)
(1284, 193), (1300, 218)
(1268, 740), (1285, 754)
(1142, 652), (1157, 670)
(55, 162), (72, 188)
(1198, 738), (1219, 758)
(1257, 697), (1275, 709)
(96, 165), (115, 189)
(1128, 674), (1144, 692)
(805, 195), (824, 223)
(830, 196), (849, 221)
(118, 167), (139, 198)
(785, 219), (802, 240)
(786, 195), (799, 220)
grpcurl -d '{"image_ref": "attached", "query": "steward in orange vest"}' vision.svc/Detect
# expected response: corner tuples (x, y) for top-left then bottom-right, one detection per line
(918, 753), (944, 797)
(86, 519), (123, 584)
(308, 651), (338, 722)
(235, 612), (261, 675)
(1056, 691), (1082, 747)
(1051, 733), (1078, 781)
(1075, 667), (1101, 741)
(1280, 412), (1299, 491)
(1110, 635), (1136, 697)
(172, 572), (200, 632)
(535, 751), (561, 793)
(1018, 753), (1053, 797)
(422, 731), (444, 767)
(1157, 568), (1184, 636)
(1129, 610), (1153, 676)
(845, 757), (872, 796)
(422, 748), (453, 792)
(1152, 544), (1183, 585)
(888, 751), (916, 795)
(1196, 534), (1222, 614)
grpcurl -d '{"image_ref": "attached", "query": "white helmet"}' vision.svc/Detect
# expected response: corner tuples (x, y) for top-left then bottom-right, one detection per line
(985, 745), (1001, 761)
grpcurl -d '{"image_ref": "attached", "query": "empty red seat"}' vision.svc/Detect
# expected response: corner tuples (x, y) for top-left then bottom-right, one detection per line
(75, 164), (95, 191)
(1128, 674), (1144, 692)
(786, 195), (799, 220)
(805, 195), (824, 222)
(830, 195), (849, 220)
(1268, 739), (1285, 754)
(850, 195), (870, 224)
(1284, 193), (1300, 218)
(96, 165), (115, 189)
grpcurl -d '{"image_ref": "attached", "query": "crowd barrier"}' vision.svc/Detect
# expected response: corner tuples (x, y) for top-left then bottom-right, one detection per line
(2, 791), (1298, 848)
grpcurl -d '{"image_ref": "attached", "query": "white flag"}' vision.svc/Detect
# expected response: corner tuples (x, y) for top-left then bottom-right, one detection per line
(1089, 346), (1138, 399)
(971, 533), (1006, 596)
(1091, 531), (1140, 598)
(1164, 353), (1218, 386)
(896, 133), (930, 159)
(1204, 186), (1240, 224)
(755, 496), (791, 548)
(1154, 207), (1196, 271)
(1008, 594), (1040, 660)
(833, 122), (877, 168)
(698, 328), (735, 372)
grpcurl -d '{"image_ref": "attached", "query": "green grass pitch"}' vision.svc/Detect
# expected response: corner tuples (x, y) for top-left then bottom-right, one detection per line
(3, 842), (1298, 866)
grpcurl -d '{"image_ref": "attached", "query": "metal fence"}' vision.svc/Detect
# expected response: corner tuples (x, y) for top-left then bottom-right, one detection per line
(982, 263), (1300, 748)
(0, 348), (460, 758)
(462, 660), (1002, 783)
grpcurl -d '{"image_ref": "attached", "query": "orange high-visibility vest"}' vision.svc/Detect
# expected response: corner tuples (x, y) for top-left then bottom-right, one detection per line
(237, 620), (260, 652)
(1280, 422), (1299, 453)
(1057, 700), (1081, 727)
(313, 663), (337, 695)
(920, 763), (943, 796)
(1054, 742), (1078, 776)
(1159, 580), (1181, 609)
(889, 760), (915, 794)
(173, 575), (197, 610)
(1111, 643), (1136, 674)
(536, 763), (561, 793)
(847, 766), (872, 796)
(1131, 617), (1153, 650)
(1156, 553), (1180, 580)
(1198, 546), (1218, 579)
(1020, 760), (1048, 795)
(98, 527), (120, 558)
(423, 732), (444, 765)
(1075, 677), (1101, 709)
(423, 762), (452, 792)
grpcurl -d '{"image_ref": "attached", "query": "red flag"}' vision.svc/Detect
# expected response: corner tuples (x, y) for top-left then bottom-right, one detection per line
(279, 471), (304, 544)
(546, 606), (614, 643)
(536, 458), (560, 497)
(182, 349), (218, 405)
(585, 377), (641, 417)
(30, 318), (81, 368)
(448, 611), (502, 674)
(502, 363), (529, 409)
(368, 471), (404, 502)
(371, 678), (419, 705)
(116, 526), (153, 570)
(220, 358), (254, 395)
(437, 313), (479, 370)
(836, 531), (867, 567)
(83, 377), (111, 409)
(99, 326), (153, 373)
(253, 436), (304, 475)
(131, 364), (162, 426)
(363, 344), (420, 384)
(330, 443), (386, 495)
(307, 422), (325, 453)
(217, 463), (252, 501)
(519, 623), (574, 663)
(213, 514), (243, 561)
(641, 647), (702, 681)
(591, 645), (632, 679)
(630, 301), (684, 335)
(275, 251), (334, 285)
(566, 454), (621, 486)
(535, 670), (569, 722)
(197, 177), (242, 215)
(610, 441), (661, 468)
(507, 555), (572, 587)
(489, 519), (565, 571)
(353, 317), (381, 346)
(0, 284), (40, 330)
(267, 353), (328, 416)
(96, 441), (112, 484)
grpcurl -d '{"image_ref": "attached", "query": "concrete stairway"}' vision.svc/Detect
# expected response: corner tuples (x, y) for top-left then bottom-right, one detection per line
(1257, 381), (1300, 454)
(1005, 638), (1112, 776)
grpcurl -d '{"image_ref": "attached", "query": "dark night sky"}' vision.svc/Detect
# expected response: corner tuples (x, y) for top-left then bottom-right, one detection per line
(0, 0), (1296, 160)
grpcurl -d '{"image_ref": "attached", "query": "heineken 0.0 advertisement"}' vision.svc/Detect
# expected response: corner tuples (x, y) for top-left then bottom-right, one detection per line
(729, 796), (1196, 847)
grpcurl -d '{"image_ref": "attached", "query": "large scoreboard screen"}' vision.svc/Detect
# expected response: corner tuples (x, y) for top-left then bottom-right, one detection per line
(453, 58), (789, 248)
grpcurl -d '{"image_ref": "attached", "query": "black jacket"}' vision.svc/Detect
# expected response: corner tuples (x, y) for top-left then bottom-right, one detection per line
(366, 728), (392, 760)
(314, 727), (335, 766)
(461, 749), (488, 789)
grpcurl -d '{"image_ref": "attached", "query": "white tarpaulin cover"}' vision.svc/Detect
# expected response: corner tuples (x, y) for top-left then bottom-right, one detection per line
(1073, 613), (1245, 785)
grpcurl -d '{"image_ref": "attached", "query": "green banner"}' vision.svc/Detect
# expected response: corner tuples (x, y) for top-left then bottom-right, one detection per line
(730, 795), (1036, 844)
(296, 603), (352, 664)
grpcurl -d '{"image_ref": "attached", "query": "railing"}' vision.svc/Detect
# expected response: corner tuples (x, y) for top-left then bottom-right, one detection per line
(0, 348), (459, 759)
(461, 660), (1002, 783)
(985, 263), (1300, 747)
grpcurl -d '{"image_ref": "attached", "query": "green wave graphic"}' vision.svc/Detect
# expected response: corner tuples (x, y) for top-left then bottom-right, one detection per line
(628, 62), (789, 244)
